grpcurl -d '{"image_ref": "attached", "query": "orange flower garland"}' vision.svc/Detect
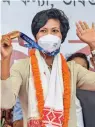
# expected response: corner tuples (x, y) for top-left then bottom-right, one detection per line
(30, 49), (44, 118)
(30, 50), (71, 127)
(61, 54), (71, 127)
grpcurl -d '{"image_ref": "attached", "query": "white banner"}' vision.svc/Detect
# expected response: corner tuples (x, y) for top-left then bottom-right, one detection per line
(1, 0), (95, 66)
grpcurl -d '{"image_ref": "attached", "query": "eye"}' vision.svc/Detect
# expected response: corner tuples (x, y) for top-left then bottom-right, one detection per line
(52, 29), (59, 33)
(39, 29), (47, 33)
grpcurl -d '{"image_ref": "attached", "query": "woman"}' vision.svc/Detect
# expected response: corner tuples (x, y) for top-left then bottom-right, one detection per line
(1, 8), (95, 127)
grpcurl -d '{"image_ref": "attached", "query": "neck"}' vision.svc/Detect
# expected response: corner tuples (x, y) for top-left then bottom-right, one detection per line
(40, 52), (54, 67)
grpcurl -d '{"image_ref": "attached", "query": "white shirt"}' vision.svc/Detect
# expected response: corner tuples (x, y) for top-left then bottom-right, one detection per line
(76, 97), (84, 127)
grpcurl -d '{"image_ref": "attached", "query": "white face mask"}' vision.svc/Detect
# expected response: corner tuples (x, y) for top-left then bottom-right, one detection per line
(38, 34), (61, 53)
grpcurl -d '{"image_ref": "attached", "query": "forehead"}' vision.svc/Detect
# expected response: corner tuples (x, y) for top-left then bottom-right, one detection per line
(40, 19), (60, 29)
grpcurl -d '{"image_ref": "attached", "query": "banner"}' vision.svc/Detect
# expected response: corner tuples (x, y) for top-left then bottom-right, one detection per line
(1, 0), (95, 67)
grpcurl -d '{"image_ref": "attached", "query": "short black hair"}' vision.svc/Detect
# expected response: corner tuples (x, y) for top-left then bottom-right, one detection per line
(67, 52), (90, 69)
(31, 8), (70, 43)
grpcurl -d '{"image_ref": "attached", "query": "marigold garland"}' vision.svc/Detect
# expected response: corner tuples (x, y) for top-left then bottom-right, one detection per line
(61, 54), (71, 127)
(30, 50), (71, 127)
(30, 49), (44, 119)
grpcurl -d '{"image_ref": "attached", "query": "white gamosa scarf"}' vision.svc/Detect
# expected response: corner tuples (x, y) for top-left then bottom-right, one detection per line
(27, 50), (64, 127)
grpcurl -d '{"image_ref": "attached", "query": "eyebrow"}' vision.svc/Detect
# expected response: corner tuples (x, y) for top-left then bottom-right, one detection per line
(52, 27), (60, 29)
(40, 27), (60, 29)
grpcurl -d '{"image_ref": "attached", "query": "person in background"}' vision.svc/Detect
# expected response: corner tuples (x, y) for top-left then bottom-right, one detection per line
(90, 56), (95, 70)
(67, 52), (90, 127)
(67, 52), (89, 69)
(13, 98), (23, 127)
(1, 109), (13, 127)
(67, 52), (95, 127)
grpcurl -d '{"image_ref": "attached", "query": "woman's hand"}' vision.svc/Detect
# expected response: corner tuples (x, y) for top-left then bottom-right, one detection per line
(0, 31), (20, 60)
(0, 35), (13, 60)
(76, 21), (95, 50)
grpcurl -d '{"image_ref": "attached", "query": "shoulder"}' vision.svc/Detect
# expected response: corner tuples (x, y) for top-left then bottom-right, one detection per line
(11, 57), (30, 72)
(67, 60), (85, 74)
(13, 57), (30, 65)
(67, 60), (82, 69)
(67, 60), (76, 69)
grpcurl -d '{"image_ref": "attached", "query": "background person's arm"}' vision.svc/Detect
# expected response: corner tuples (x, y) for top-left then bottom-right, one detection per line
(13, 119), (23, 127)
(13, 98), (23, 123)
